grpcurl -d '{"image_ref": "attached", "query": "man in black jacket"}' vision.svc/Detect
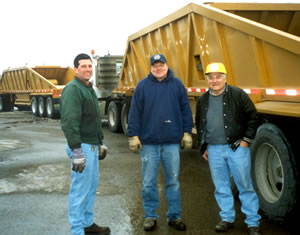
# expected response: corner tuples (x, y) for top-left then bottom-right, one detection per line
(195, 63), (261, 235)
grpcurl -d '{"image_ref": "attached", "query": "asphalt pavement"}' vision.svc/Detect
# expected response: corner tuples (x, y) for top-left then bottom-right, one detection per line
(0, 111), (296, 235)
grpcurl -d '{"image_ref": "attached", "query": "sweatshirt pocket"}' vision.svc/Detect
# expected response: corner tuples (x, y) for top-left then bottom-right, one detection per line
(160, 120), (180, 143)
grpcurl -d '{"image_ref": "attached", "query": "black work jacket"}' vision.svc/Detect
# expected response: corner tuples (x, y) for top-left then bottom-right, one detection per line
(195, 84), (258, 154)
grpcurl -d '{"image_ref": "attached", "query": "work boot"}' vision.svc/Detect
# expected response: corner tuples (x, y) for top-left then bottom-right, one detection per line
(168, 218), (187, 231)
(249, 226), (262, 235)
(84, 223), (111, 234)
(143, 218), (157, 231)
(215, 221), (234, 232)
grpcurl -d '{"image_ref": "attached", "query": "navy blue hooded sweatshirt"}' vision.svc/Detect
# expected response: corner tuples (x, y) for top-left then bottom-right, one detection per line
(127, 68), (193, 145)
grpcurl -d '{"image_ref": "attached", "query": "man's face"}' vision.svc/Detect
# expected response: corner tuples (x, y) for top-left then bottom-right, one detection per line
(150, 62), (168, 81)
(207, 72), (226, 94)
(74, 59), (93, 83)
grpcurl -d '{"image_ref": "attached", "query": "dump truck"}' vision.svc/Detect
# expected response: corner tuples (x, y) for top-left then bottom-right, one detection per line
(102, 2), (300, 223)
(0, 66), (75, 118)
(0, 56), (123, 119)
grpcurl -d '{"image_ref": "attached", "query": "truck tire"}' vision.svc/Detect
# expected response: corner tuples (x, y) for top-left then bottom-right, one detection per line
(121, 102), (130, 135)
(0, 96), (4, 112)
(38, 97), (46, 117)
(107, 101), (121, 132)
(31, 97), (38, 116)
(0, 95), (13, 112)
(46, 97), (58, 119)
(16, 106), (28, 111)
(250, 123), (297, 223)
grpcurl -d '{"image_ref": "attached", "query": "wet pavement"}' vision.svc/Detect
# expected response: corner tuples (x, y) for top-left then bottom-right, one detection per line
(0, 111), (297, 235)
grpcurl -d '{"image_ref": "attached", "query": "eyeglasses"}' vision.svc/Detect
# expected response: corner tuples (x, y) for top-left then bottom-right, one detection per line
(151, 64), (165, 69)
(206, 74), (225, 81)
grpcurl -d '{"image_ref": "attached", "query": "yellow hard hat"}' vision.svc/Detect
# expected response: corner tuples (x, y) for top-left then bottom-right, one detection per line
(205, 63), (227, 75)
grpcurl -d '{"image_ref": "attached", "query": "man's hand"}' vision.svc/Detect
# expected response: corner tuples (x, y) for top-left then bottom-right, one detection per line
(202, 150), (208, 161)
(128, 136), (142, 153)
(98, 144), (108, 160)
(181, 132), (193, 149)
(240, 140), (249, 148)
(72, 148), (85, 173)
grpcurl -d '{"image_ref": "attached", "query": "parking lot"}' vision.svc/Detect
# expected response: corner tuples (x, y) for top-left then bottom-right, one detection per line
(0, 111), (296, 235)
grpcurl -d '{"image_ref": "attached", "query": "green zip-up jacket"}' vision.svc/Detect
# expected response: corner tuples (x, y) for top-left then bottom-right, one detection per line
(60, 78), (103, 149)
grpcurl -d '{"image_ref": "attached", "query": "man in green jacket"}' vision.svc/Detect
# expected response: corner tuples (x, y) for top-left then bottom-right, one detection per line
(60, 53), (110, 235)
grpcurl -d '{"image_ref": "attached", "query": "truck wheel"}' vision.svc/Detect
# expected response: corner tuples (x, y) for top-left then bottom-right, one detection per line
(250, 123), (297, 223)
(121, 102), (130, 135)
(46, 97), (58, 119)
(0, 96), (3, 112)
(0, 95), (13, 112)
(38, 97), (46, 117)
(107, 101), (121, 132)
(31, 97), (38, 116)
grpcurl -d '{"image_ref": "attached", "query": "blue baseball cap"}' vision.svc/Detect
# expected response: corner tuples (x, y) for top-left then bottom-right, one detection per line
(150, 54), (167, 65)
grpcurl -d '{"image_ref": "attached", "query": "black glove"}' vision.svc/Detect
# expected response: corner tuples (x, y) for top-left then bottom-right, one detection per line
(98, 144), (108, 160)
(72, 148), (85, 173)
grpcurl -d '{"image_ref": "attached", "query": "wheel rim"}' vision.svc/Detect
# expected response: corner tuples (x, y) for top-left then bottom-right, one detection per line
(108, 108), (116, 126)
(39, 99), (44, 114)
(46, 98), (53, 116)
(255, 143), (283, 203)
(32, 98), (37, 114)
(123, 113), (128, 130)
(0, 98), (3, 111)
(121, 104), (128, 134)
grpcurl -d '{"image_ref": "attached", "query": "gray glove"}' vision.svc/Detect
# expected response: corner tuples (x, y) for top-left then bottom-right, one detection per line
(98, 144), (108, 160)
(72, 148), (85, 173)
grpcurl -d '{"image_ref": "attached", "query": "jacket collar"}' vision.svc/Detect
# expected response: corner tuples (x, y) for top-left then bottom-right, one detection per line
(74, 77), (93, 88)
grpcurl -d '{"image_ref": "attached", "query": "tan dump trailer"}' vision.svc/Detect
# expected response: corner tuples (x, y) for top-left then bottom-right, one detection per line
(0, 66), (74, 118)
(104, 3), (300, 223)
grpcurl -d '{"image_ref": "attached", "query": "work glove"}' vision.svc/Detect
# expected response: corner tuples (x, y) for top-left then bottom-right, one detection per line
(181, 132), (193, 150)
(98, 144), (108, 160)
(72, 148), (85, 173)
(128, 136), (142, 153)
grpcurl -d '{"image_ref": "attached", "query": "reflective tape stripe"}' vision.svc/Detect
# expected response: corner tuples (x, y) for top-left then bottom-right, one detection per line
(266, 89), (300, 96)
(185, 87), (300, 96)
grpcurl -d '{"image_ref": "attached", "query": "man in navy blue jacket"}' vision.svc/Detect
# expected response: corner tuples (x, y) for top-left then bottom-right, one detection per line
(128, 54), (193, 231)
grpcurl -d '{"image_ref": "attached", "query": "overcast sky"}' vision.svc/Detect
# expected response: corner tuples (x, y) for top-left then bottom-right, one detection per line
(0, 0), (298, 73)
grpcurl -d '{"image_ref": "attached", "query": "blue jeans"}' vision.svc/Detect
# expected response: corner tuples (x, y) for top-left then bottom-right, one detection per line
(139, 144), (182, 221)
(207, 144), (261, 227)
(66, 143), (99, 235)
